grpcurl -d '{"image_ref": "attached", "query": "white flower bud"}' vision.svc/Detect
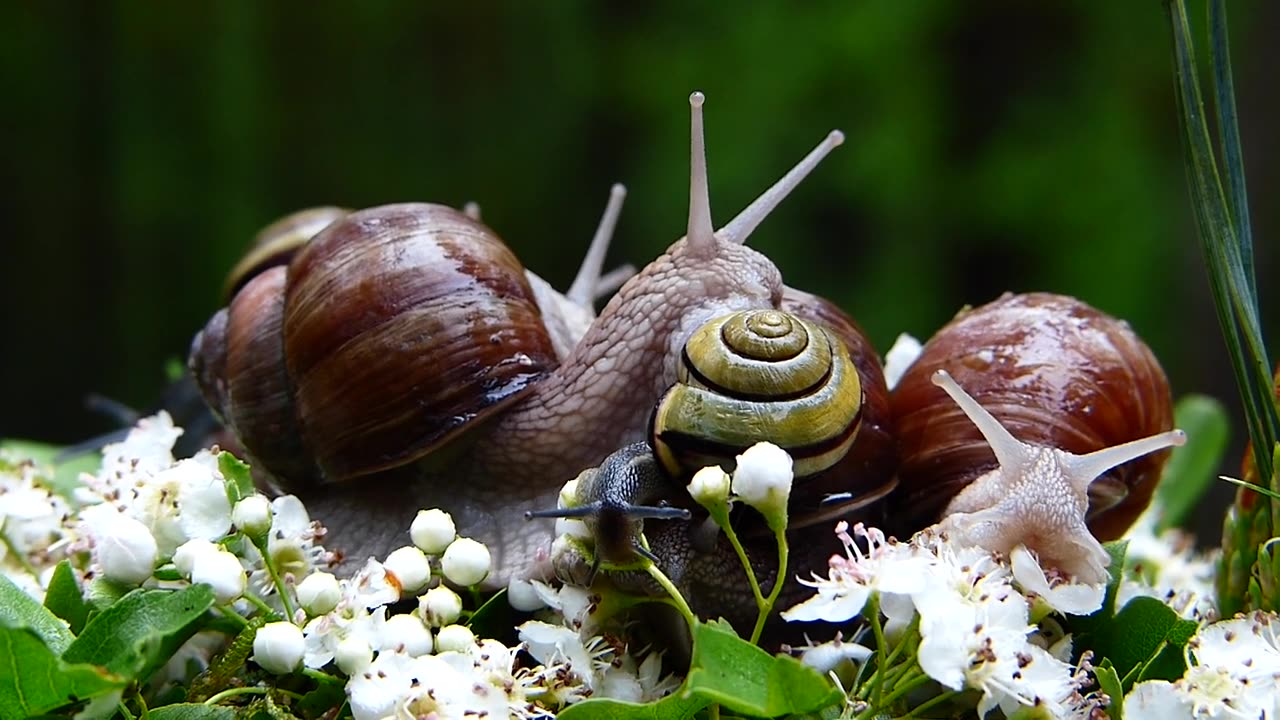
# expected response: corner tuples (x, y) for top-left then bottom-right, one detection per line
(231, 495), (273, 537)
(506, 579), (546, 612)
(296, 571), (341, 615)
(409, 509), (456, 555)
(384, 546), (432, 594)
(334, 635), (373, 675)
(97, 514), (159, 586)
(173, 538), (218, 577)
(253, 621), (305, 674)
(441, 538), (491, 587)
(381, 614), (434, 656)
(554, 517), (591, 541)
(434, 624), (476, 653)
(688, 466), (731, 507)
(419, 586), (463, 627)
(557, 478), (580, 508)
(191, 547), (247, 603)
(731, 442), (794, 530)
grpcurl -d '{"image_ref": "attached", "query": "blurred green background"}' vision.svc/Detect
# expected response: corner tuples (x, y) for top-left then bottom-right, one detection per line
(1, 3), (1274, 534)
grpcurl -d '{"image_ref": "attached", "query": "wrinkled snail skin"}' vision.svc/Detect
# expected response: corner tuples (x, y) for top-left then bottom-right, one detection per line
(887, 292), (1178, 582)
(190, 93), (862, 590)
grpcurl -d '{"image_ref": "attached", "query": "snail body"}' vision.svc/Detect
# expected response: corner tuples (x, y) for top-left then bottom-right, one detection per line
(888, 292), (1184, 583)
(190, 93), (892, 593)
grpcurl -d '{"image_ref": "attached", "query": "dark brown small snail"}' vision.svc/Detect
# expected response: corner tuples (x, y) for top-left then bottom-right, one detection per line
(887, 292), (1184, 583)
(189, 92), (894, 601)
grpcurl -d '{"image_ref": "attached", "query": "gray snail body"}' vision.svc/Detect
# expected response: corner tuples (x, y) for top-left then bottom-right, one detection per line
(189, 93), (897, 598)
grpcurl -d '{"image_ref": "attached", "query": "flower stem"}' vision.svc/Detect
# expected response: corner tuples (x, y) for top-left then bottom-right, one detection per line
(898, 688), (959, 719)
(719, 514), (767, 613)
(748, 527), (790, 645)
(644, 562), (696, 631)
(204, 686), (271, 705)
(0, 532), (41, 580)
(253, 538), (299, 621)
(866, 595), (887, 709)
(240, 591), (284, 622)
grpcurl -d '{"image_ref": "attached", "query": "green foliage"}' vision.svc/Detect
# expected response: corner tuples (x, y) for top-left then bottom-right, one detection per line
(63, 585), (215, 681)
(149, 705), (236, 720)
(43, 561), (90, 636)
(1156, 394), (1230, 531)
(0, 626), (127, 720)
(561, 619), (842, 719)
(0, 572), (74, 655)
(219, 451), (256, 506)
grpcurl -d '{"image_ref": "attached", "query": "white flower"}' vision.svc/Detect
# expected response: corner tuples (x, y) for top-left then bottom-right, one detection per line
(334, 635), (373, 675)
(409, 508), (456, 555)
(253, 621), (305, 674)
(231, 495), (273, 537)
(379, 613), (433, 656)
(731, 442), (793, 528)
(881, 332), (923, 390)
(133, 453), (231, 556)
(782, 522), (928, 623)
(420, 586), (464, 627)
(441, 537), (491, 587)
(82, 505), (158, 585)
(302, 605), (386, 670)
(79, 412), (182, 505)
(531, 580), (601, 634)
(1010, 545), (1105, 616)
(0, 458), (75, 592)
(245, 495), (335, 599)
(506, 578), (546, 612)
(190, 546), (247, 603)
(688, 466), (731, 508)
(383, 546), (431, 594)
(795, 635), (873, 674)
(435, 624), (476, 653)
(297, 572), (341, 616)
(347, 648), (524, 720)
(173, 538), (217, 576)
(1122, 512), (1218, 620)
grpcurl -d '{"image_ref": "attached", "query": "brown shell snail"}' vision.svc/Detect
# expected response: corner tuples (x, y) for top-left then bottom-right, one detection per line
(886, 292), (1184, 584)
(187, 92), (895, 605)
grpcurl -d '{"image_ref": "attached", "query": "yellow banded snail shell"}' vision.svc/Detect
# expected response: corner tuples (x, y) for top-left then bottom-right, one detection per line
(652, 308), (864, 479)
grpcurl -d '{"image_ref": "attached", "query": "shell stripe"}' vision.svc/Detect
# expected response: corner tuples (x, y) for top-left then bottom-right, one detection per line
(679, 344), (833, 403)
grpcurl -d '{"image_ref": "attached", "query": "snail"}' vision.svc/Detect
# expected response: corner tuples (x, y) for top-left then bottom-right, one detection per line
(534, 306), (897, 626)
(188, 92), (897, 599)
(887, 292), (1185, 583)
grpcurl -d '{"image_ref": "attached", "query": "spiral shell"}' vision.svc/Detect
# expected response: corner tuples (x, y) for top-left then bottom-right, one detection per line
(190, 202), (558, 487)
(650, 308), (864, 479)
(889, 292), (1174, 541)
(223, 207), (349, 300)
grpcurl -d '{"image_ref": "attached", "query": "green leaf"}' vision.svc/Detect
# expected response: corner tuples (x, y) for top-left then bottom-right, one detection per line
(1077, 596), (1196, 689)
(149, 704), (236, 720)
(0, 625), (127, 720)
(1070, 541), (1129, 638)
(83, 576), (133, 616)
(0, 571), (74, 655)
(63, 585), (215, 683)
(466, 589), (514, 643)
(1094, 659), (1124, 720)
(219, 451), (256, 506)
(43, 561), (90, 635)
(683, 619), (842, 717)
(1156, 394), (1230, 531)
(557, 691), (710, 720)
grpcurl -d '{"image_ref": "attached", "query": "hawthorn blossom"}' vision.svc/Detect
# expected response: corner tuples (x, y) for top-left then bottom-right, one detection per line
(781, 522), (928, 623)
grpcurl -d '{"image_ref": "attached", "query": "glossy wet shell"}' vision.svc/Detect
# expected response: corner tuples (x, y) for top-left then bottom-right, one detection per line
(283, 203), (558, 482)
(224, 207), (349, 301)
(889, 292), (1173, 540)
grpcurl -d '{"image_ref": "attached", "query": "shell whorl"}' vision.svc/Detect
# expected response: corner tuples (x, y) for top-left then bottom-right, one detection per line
(651, 309), (864, 479)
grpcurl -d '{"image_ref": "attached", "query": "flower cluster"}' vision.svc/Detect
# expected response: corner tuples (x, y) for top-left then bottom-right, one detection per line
(783, 522), (1101, 717)
(0, 453), (75, 596)
(1127, 611), (1279, 718)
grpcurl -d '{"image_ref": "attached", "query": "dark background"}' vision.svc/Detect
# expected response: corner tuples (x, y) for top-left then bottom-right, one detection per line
(1, 2), (1275, 538)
